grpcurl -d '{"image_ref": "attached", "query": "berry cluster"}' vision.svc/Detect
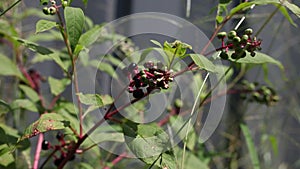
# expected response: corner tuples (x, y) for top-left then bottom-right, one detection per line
(125, 61), (173, 99)
(41, 0), (68, 15)
(42, 132), (75, 167)
(240, 80), (279, 106)
(217, 28), (262, 60)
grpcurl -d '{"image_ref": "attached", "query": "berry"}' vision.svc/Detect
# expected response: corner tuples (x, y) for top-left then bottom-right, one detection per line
(48, 6), (57, 15)
(228, 30), (237, 39)
(42, 140), (50, 150)
(144, 61), (154, 69)
(133, 89), (144, 99)
(217, 32), (227, 39)
(62, 1), (68, 7)
(242, 35), (249, 41)
(50, 0), (56, 5)
(56, 131), (64, 141)
(220, 51), (228, 60)
(240, 50), (246, 58)
(232, 36), (241, 44)
(54, 158), (63, 166)
(42, 7), (49, 15)
(245, 28), (253, 35)
(231, 52), (238, 59)
(250, 52), (256, 57)
(128, 63), (138, 73)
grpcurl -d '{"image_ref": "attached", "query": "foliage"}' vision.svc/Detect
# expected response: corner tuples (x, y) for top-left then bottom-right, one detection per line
(0, 0), (299, 168)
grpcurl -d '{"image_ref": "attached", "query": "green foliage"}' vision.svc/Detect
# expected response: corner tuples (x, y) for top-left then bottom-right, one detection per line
(0, 53), (23, 79)
(76, 93), (103, 106)
(35, 19), (57, 34)
(48, 77), (71, 96)
(64, 7), (85, 52)
(189, 54), (216, 72)
(19, 113), (70, 142)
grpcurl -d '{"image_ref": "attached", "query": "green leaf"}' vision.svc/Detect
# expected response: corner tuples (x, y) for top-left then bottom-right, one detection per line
(282, 0), (300, 18)
(150, 39), (163, 48)
(19, 85), (39, 102)
(169, 116), (196, 150)
(228, 51), (283, 70)
(11, 99), (38, 112)
(189, 54), (216, 72)
(50, 53), (69, 72)
(163, 40), (192, 61)
(76, 93), (103, 106)
(15, 38), (53, 55)
(35, 19), (57, 34)
(0, 144), (15, 167)
(48, 77), (71, 96)
(0, 53), (23, 79)
(0, 100), (11, 115)
(19, 113), (70, 141)
(78, 25), (102, 47)
(276, 4), (297, 27)
(240, 123), (261, 169)
(65, 7), (85, 52)
(122, 121), (174, 168)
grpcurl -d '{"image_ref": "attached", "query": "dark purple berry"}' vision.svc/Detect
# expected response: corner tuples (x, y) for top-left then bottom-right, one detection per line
(133, 89), (144, 99)
(128, 63), (138, 73)
(54, 158), (63, 166)
(250, 52), (256, 57)
(144, 61), (154, 69)
(240, 51), (246, 58)
(231, 53), (238, 59)
(42, 140), (50, 150)
(220, 51), (228, 60)
(56, 131), (64, 141)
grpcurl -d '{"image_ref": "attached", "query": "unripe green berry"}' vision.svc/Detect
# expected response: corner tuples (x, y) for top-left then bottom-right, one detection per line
(232, 36), (241, 44)
(217, 32), (227, 39)
(175, 99), (183, 108)
(40, 0), (48, 6)
(50, 0), (56, 5)
(62, 1), (68, 7)
(245, 28), (253, 35)
(242, 35), (249, 41)
(48, 6), (57, 15)
(42, 7), (49, 15)
(228, 30), (237, 39)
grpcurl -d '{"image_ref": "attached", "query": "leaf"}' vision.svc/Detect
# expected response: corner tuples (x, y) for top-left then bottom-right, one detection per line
(35, 19), (57, 34)
(276, 4), (297, 27)
(228, 51), (283, 70)
(18, 113), (70, 141)
(122, 121), (174, 168)
(11, 99), (38, 112)
(189, 54), (216, 72)
(65, 7), (85, 52)
(78, 25), (102, 47)
(0, 100), (11, 115)
(163, 40), (192, 61)
(49, 53), (69, 72)
(48, 77), (71, 96)
(240, 124), (261, 169)
(76, 93), (103, 106)
(0, 145), (15, 167)
(150, 39), (163, 48)
(0, 53), (23, 79)
(282, 0), (300, 18)
(19, 85), (40, 102)
(15, 38), (53, 55)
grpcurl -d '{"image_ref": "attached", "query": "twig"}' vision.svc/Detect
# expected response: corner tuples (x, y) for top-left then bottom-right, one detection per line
(103, 152), (127, 169)
(0, 0), (22, 17)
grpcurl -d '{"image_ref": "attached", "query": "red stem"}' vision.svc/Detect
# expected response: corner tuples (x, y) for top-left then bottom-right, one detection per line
(33, 133), (44, 169)
(103, 152), (127, 169)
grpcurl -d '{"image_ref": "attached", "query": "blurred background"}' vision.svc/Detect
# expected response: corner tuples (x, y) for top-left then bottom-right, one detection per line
(2, 0), (300, 168)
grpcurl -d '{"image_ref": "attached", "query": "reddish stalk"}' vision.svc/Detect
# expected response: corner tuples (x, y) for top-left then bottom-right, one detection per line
(103, 152), (127, 169)
(33, 133), (44, 169)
